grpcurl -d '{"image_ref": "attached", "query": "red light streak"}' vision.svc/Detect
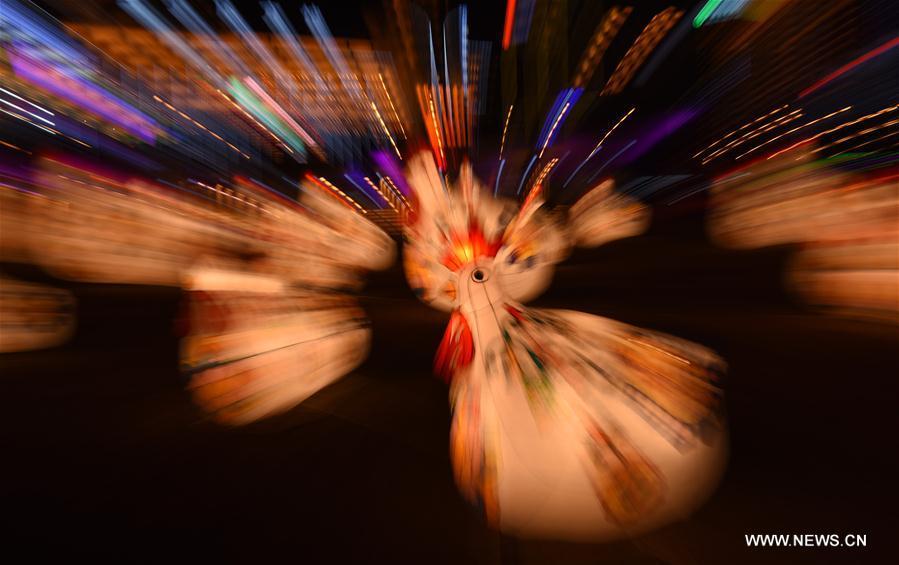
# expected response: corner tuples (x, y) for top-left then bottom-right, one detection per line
(799, 37), (899, 99)
(502, 0), (517, 50)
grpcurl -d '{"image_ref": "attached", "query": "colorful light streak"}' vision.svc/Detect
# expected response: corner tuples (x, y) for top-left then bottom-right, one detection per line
(0, 97), (55, 126)
(516, 155), (538, 196)
(306, 174), (367, 215)
(502, 0), (517, 50)
(811, 117), (899, 155)
(564, 107), (635, 187)
(702, 108), (803, 164)
(9, 51), (157, 143)
(244, 78), (321, 155)
(586, 139), (637, 184)
(383, 176), (413, 211)
(214, 88), (294, 155)
(767, 104), (899, 160)
(538, 103), (570, 159)
(363, 176), (397, 211)
(603, 8), (683, 95)
(693, 0), (726, 29)
(370, 101), (403, 160)
(153, 95), (249, 159)
(735, 106), (852, 160)
(0, 86), (54, 116)
(573, 6), (632, 88)
(427, 90), (447, 170)
(0, 107), (91, 148)
(343, 174), (385, 209)
(694, 105), (789, 159)
(536, 89), (582, 156)
(227, 78), (307, 159)
(799, 37), (899, 99)
(378, 73), (407, 140)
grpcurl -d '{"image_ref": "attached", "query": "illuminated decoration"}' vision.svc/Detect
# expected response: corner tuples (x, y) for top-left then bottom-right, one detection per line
(602, 8), (683, 95)
(573, 6), (633, 88)
(0, 277), (75, 353)
(709, 155), (899, 320)
(569, 179), (651, 247)
(403, 152), (726, 540)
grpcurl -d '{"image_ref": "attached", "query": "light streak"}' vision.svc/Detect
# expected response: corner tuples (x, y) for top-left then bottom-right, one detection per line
(499, 104), (514, 160)
(702, 108), (803, 163)
(799, 37), (899, 99)
(502, 0), (518, 50)
(215, 0), (296, 93)
(427, 91), (447, 169)
(215, 88), (294, 155)
(378, 73), (407, 139)
(344, 174), (385, 209)
(602, 8), (682, 95)
(383, 176), (414, 211)
(694, 105), (788, 159)
(586, 139), (637, 184)
(767, 104), (899, 160)
(244, 78), (321, 156)
(0, 97), (55, 126)
(306, 174), (367, 214)
(516, 155), (538, 196)
(591, 107), (636, 156)
(0, 140), (30, 153)
(0, 86), (54, 116)
(564, 107), (635, 187)
(573, 7), (632, 88)
(538, 103), (570, 159)
(370, 101), (403, 160)
(693, 0), (726, 28)
(153, 95), (249, 159)
(494, 158), (507, 196)
(811, 117), (899, 154)
(0, 107), (57, 136)
(830, 129), (899, 155)
(735, 106), (852, 160)
(363, 176), (398, 211)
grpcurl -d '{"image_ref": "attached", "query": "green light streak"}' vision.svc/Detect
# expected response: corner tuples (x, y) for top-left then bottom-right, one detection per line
(226, 77), (306, 159)
(693, 0), (725, 28)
